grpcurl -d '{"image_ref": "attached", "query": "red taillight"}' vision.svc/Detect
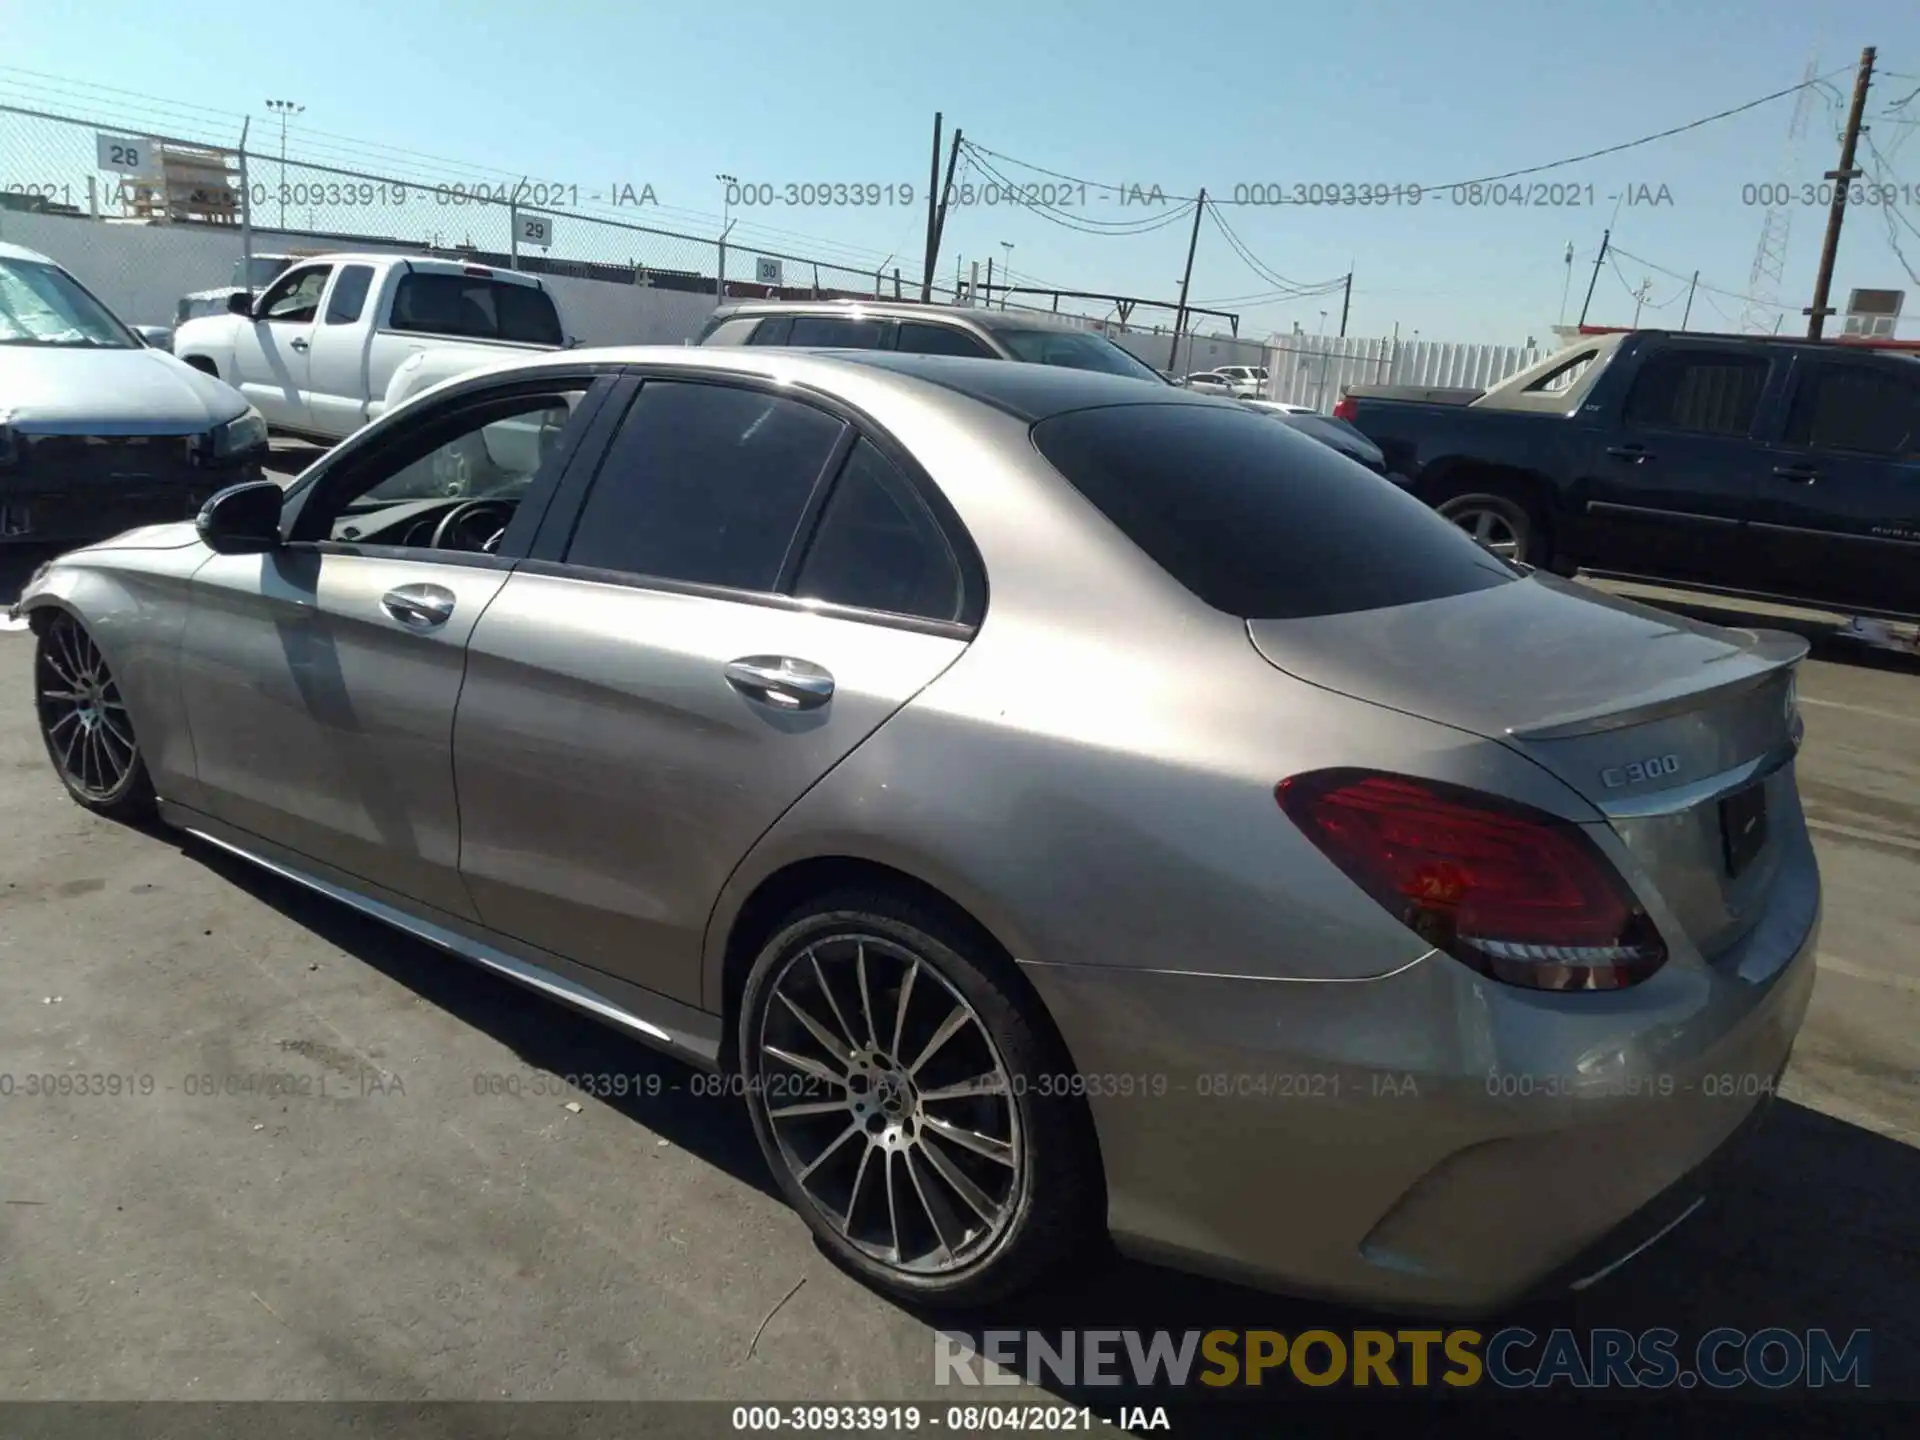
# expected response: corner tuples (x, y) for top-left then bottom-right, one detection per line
(1276, 769), (1666, 991)
(1332, 394), (1358, 423)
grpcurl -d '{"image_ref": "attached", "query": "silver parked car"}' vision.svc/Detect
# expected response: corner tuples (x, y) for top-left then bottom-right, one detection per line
(0, 241), (269, 545)
(14, 347), (1818, 1314)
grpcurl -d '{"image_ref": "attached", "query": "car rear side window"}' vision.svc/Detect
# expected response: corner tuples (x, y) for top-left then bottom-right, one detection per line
(895, 322), (994, 358)
(746, 316), (794, 345)
(325, 264), (374, 325)
(388, 273), (563, 346)
(1784, 364), (1920, 457)
(795, 440), (965, 622)
(1031, 404), (1516, 620)
(1622, 350), (1771, 437)
(787, 315), (887, 348)
(564, 381), (845, 592)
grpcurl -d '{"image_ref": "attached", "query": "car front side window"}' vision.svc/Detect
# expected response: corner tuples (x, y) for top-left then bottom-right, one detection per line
(258, 266), (334, 324)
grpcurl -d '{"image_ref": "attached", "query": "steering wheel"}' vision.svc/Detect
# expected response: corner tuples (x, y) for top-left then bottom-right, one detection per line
(430, 498), (516, 553)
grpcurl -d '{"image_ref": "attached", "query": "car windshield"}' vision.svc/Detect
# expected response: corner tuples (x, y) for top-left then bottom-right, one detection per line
(0, 258), (137, 348)
(996, 328), (1166, 383)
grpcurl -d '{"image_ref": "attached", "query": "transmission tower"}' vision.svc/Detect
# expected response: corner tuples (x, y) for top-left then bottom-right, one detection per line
(1738, 57), (1821, 333)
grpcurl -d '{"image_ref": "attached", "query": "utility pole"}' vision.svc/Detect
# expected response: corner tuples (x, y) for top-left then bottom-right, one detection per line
(921, 113), (943, 302)
(1631, 276), (1653, 327)
(926, 128), (963, 300)
(1338, 271), (1353, 337)
(1576, 229), (1609, 328)
(984, 255), (994, 310)
(1681, 270), (1699, 331)
(1558, 241), (1575, 326)
(1168, 189), (1207, 376)
(1806, 45), (1876, 339)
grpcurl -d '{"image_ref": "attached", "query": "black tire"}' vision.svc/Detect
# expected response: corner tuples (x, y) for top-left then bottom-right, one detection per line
(33, 610), (158, 824)
(738, 890), (1101, 1308)
(1436, 489), (1550, 568)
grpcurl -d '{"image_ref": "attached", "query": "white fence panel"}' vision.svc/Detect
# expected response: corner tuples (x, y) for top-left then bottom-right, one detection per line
(1262, 334), (1550, 411)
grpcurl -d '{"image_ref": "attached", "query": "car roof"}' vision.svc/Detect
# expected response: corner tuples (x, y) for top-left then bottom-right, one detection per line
(710, 298), (1093, 335)
(0, 240), (57, 265)
(474, 344), (1222, 423)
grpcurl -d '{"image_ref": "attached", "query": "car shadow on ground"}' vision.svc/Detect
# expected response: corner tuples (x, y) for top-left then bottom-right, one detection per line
(181, 837), (1914, 1428)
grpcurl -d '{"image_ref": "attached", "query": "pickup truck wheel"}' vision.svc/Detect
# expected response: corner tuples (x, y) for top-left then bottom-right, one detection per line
(1437, 492), (1545, 566)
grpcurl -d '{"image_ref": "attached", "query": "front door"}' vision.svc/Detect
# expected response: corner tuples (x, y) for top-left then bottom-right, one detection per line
(1748, 356), (1920, 616)
(230, 262), (332, 430)
(179, 378), (603, 918)
(453, 378), (977, 1004)
(1576, 345), (1779, 588)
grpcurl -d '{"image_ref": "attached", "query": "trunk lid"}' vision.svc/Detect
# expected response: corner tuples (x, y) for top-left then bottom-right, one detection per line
(1248, 574), (1807, 957)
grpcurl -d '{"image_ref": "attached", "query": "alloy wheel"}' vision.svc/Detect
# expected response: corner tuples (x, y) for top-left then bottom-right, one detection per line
(36, 615), (139, 801)
(755, 932), (1023, 1276)
(1449, 505), (1522, 559)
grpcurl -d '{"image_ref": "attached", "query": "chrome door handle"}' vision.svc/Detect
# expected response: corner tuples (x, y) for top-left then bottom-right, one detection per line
(290, 337), (310, 353)
(1771, 464), (1818, 483)
(1604, 444), (1652, 462)
(724, 655), (835, 710)
(380, 583), (456, 629)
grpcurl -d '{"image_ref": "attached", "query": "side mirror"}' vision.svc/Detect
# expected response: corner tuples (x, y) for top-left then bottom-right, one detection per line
(565, 335), (583, 349)
(196, 480), (283, 554)
(227, 290), (255, 317)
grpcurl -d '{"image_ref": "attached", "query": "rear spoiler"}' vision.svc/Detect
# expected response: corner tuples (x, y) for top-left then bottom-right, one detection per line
(1507, 628), (1808, 740)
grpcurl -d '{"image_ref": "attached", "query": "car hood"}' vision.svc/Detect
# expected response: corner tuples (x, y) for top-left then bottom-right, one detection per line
(2, 346), (247, 431)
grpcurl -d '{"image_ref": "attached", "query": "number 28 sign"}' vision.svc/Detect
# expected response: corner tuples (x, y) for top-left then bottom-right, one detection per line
(95, 133), (154, 176)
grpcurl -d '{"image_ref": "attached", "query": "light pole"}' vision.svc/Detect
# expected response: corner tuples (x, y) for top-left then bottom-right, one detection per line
(264, 99), (303, 230)
(1558, 241), (1575, 326)
(999, 241), (1013, 308)
(715, 174), (738, 302)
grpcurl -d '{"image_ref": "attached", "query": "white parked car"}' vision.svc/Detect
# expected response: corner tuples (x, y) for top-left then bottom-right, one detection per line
(172, 253), (571, 442)
(1214, 364), (1268, 397)
(1179, 371), (1237, 396)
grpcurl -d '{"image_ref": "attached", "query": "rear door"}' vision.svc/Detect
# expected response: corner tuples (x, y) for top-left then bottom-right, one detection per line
(229, 261), (333, 429)
(1748, 355), (1920, 616)
(1577, 344), (1781, 588)
(451, 374), (979, 1004)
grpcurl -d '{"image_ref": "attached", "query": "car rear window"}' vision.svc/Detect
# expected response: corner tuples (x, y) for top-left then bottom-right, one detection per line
(1031, 404), (1517, 619)
(388, 273), (563, 345)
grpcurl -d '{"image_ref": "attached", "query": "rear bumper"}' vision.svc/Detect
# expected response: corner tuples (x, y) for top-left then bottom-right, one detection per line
(1021, 837), (1819, 1316)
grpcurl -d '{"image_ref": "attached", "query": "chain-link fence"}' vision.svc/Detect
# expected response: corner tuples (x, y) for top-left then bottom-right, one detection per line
(0, 100), (972, 337)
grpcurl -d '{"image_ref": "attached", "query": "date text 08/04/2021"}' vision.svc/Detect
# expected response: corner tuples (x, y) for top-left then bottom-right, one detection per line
(730, 1404), (1169, 1432)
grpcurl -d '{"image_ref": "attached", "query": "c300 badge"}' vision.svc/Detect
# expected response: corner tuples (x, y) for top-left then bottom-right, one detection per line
(1601, 754), (1682, 788)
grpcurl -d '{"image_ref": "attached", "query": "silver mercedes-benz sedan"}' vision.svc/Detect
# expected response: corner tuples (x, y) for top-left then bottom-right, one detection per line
(13, 346), (1818, 1315)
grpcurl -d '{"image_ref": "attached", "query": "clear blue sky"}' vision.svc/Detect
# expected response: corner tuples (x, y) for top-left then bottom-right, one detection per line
(5, 0), (1920, 343)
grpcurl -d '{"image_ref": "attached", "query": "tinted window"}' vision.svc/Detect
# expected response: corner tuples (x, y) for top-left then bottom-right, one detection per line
(1622, 351), (1770, 436)
(787, 315), (888, 348)
(699, 315), (761, 346)
(325, 264), (374, 325)
(998, 328), (1165, 382)
(1032, 405), (1516, 619)
(1784, 365), (1920, 456)
(795, 440), (964, 621)
(565, 381), (845, 590)
(388, 273), (563, 345)
(895, 321), (994, 358)
(747, 316), (794, 345)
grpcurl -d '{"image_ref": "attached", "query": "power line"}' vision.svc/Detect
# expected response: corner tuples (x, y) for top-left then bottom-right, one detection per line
(965, 69), (1848, 208)
(955, 141), (1202, 235)
(1607, 244), (1789, 312)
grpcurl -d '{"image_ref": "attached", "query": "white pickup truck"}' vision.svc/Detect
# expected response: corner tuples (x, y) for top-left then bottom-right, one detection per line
(172, 253), (570, 442)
